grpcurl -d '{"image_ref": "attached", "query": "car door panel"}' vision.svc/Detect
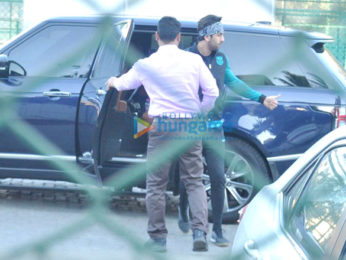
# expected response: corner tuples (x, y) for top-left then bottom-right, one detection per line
(0, 23), (100, 177)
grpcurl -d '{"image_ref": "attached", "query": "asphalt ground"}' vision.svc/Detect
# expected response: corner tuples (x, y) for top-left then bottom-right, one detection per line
(0, 189), (238, 260)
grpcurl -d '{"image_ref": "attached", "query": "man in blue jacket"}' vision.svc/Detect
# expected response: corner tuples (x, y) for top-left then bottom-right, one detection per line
(178, 14), (279, 247)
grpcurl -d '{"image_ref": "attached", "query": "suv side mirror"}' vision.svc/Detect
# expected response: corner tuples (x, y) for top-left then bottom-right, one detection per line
(0, 54), (10, 78)
(0, 54), (27, 78)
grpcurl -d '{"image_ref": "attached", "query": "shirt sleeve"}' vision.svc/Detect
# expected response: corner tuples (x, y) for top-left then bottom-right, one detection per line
(198, 57), (219, 113)
(112, 67), (142, 91)
(224, 56), (262, 102)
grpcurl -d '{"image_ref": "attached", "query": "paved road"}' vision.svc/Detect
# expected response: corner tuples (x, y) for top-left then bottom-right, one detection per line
(0, 190), (238, 260)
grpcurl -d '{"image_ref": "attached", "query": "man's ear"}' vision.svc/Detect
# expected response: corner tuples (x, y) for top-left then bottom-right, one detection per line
(155, 32), (160, 42)
(176, 33), (181, 43)
(204, 35), (211, 42)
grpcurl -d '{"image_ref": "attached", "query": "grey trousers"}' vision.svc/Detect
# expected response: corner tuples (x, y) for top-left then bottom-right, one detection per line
(146, 118), (208, 239)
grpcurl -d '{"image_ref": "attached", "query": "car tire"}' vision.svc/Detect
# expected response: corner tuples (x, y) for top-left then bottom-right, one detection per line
(204, 137), (271, 224)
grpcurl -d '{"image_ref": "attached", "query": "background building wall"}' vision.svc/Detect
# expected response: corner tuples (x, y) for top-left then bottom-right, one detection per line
(21, 0), (275, 29)
(0, 0), (22, 43)
(276, 0), (345, 68)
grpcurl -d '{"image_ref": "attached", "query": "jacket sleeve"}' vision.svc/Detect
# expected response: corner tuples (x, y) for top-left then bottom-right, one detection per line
(224, 56), (264, 102)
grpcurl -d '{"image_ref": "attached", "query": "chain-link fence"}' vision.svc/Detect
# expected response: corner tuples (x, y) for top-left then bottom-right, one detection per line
(276, 0), (346, 68)
(0, 2), (235, 258)
(0, 0), (345, 259)
(0, 0), (22, 44)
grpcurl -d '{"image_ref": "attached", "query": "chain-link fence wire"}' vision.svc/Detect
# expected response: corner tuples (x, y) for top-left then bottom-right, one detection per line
(276, 0), (346, 69)
(0, 0), (22, 44)
(0, 0), (345, 259)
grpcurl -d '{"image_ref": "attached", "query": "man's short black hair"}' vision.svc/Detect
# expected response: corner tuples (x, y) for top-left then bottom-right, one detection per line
(157, 16), (181, 43)
(197, 15), (222, 33)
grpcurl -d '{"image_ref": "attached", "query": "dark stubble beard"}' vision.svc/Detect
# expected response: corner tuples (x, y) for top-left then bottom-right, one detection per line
(207, 39), (220, 52)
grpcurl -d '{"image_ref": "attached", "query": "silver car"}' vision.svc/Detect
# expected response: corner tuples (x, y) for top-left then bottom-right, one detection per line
(231, 125), (346, 260)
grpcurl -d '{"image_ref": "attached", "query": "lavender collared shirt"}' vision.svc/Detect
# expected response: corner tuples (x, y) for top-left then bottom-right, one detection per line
(111, 44), (219, 118)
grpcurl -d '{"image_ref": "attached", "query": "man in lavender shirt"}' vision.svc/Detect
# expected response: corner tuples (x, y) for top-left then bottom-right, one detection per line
(106, 16), (219, 252)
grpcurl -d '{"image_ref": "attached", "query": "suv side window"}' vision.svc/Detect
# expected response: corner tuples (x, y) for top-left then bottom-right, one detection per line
(7, 25), (99, 78)
(92, 22), (132, 78)
(286, 146), (346, 257)
(222, 31), (329, 88)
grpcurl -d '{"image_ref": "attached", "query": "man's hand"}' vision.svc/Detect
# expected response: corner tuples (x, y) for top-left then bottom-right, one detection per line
(105, 77), (117, 91)
(263, 95), (280, 110)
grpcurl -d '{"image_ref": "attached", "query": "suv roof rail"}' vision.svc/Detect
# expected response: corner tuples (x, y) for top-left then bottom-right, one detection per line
(254, 21), (272, 25)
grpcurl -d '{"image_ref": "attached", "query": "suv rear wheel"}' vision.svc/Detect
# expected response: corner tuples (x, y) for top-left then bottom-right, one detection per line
(205, 137), (271, 223)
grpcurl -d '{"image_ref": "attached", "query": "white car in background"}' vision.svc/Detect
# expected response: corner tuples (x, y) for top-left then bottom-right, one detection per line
(231, 125), (346, 259)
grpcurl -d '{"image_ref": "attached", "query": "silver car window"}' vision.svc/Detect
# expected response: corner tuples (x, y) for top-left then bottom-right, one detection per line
(287, 146), (346, 257)
(301, 147), (346, 248)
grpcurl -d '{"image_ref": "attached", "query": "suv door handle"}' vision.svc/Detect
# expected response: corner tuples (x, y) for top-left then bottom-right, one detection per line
(43, 91), (71, 97)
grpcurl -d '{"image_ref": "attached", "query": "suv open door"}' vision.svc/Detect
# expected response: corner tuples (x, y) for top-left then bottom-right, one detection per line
(88, 20), (137, 184)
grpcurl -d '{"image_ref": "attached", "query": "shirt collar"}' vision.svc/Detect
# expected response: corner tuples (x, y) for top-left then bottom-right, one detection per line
(158, 44), (179, 51)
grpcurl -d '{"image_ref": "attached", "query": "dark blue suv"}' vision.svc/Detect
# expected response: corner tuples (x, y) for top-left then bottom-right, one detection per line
(0, 17), (345, 222)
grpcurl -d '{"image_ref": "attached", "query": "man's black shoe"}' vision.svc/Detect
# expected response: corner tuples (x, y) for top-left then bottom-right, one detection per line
(178, 207), (190, 233)
(144, 237), (167, 253)
(192, 229), (208, 252)
(210, 230), (230, 247)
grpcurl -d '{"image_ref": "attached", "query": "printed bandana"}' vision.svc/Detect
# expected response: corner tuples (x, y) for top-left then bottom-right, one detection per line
(198, 22), (224, 37)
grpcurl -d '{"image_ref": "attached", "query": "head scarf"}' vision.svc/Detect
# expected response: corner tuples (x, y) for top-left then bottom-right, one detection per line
(198, 22), (224, 37)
